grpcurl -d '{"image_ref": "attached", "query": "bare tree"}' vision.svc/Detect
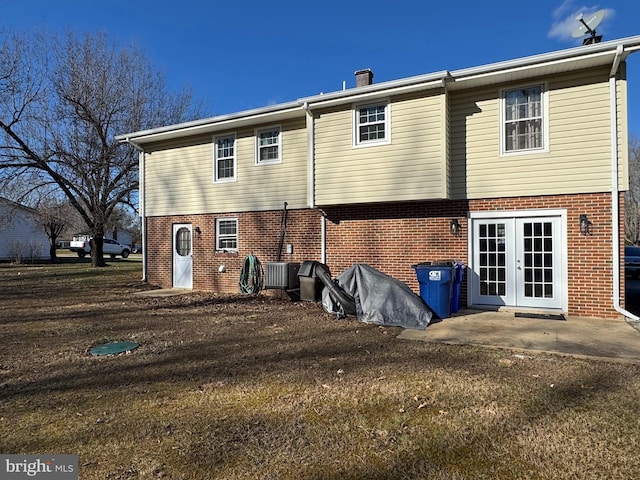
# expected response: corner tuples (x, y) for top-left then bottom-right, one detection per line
(626, 136), (640, 245)
(38, 202), (67, 263)
(0, 31), (202, 266)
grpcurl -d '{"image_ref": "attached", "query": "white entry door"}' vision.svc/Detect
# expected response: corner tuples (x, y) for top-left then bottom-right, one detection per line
(172, 224), (193, 289)
(472, 216), (564, 309)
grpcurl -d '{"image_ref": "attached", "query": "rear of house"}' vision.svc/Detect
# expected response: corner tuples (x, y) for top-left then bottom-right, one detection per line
(117, 36), (640, 320)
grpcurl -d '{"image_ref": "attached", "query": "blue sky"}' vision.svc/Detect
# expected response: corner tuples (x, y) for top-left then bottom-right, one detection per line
(3, 0), (640, 135)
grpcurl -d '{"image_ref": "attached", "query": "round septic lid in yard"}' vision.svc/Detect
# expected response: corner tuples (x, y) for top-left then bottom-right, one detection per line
(89, 341), (139, 356)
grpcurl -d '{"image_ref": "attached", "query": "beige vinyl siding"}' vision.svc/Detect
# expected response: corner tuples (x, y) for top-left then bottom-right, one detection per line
(617, 63), (629, 191)
(444, 89), (451, 197)
(450, 67), (622, 199)
(314, 90), (447, 205)
(143, 118), (308, 216)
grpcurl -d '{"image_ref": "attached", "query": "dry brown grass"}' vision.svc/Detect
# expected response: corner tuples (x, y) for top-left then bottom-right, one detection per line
(1, 258), (639, 479)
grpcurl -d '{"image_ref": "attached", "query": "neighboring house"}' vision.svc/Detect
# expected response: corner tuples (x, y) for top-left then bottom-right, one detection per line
(117, 36), (640, 320)
(109, 229), (134, 248)
(0, 197), (50, 262)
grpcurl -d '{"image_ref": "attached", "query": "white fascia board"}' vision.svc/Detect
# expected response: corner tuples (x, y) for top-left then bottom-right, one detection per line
(299, 71), (450, 109)
(450, 35), (640, 86)
(116, 101), (303, 145)
(449, 50), (618, 89)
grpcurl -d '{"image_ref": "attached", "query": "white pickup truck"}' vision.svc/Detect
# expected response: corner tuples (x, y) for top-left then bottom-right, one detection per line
(69, 235), (131, 258)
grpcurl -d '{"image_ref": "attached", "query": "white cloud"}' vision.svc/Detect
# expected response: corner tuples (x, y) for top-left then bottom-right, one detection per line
(548, 1), (615, 42)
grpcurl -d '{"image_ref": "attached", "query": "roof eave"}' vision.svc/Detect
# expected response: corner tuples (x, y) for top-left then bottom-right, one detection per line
(298, 70), (451, 108)
(115, 101), (304, 145)
(448, 35), (640, 89)
(117, 35), (640, 145)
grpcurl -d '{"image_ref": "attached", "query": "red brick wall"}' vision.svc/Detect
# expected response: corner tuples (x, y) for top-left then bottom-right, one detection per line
(145, 209), (323, 293)
(322, 200), (469, 292)
(322, 193), (623, 319)
(472, 192), (623, 318)
(145, 191), (625, 319)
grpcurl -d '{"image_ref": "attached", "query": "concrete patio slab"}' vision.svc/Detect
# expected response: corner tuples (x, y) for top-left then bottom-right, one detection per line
(398, 309), (640, 364)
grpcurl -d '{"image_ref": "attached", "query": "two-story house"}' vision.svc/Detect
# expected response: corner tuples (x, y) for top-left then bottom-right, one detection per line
(117, 36), (640, 320)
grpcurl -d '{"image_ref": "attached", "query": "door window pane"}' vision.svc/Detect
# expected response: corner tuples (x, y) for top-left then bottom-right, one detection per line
(478, 222), (507, 299)
(175, 227), (191, 257)
(522, 221), (553, 298)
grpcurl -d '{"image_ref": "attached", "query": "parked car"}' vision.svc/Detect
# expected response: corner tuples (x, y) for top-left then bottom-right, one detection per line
(69, 235), (131, 259)
(625, 245), (640, 278)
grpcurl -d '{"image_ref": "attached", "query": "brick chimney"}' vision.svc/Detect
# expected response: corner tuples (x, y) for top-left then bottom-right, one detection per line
(355, 68), (374, 87)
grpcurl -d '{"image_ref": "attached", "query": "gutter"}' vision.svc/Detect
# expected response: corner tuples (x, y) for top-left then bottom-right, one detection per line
(299, 76), (447, 109)
(114, 102), (302, 144)
(609, 45), (639, 321)
(123, 137), (147, 283)
(452, 40), (627, 80)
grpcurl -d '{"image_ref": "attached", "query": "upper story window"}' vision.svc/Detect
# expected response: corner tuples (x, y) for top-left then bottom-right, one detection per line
(255, 126), (281, 164)
(216, 218), (238, 252)
(354, 101), (390, 147)
(214, 134), (236, 182)
(501, 85), (547, 155)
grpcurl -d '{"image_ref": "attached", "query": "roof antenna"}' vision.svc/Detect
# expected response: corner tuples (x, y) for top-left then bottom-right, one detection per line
(572, 10), (606, 45)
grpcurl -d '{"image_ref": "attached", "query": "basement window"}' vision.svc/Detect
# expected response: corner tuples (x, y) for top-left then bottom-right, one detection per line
(216, 218), (238, 252)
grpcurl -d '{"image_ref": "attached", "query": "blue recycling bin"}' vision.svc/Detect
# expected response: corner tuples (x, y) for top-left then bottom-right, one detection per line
(450, 262), (465, 314)
(412, 263), (454, 319)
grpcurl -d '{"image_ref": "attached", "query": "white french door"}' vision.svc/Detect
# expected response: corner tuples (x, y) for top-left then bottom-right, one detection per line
(471, 215), (564, 309)
(172, 224), (193, 289)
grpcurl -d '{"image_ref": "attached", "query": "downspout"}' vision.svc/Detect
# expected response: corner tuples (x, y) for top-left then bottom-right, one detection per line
(321, 215), (326, 264)
(302, 101), (315, 209)
(302, 101), (327, 263)
(124, 137), (147, 282)
(609, 45), (639, 321)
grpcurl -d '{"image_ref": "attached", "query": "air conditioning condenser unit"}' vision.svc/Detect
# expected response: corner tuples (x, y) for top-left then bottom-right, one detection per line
(264, 262), (300, 290)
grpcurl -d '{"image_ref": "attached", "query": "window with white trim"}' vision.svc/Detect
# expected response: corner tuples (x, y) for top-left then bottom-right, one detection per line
(216, 218), (238, 251)
(214, 134), (236, 182)
(354, 101), (390, 146)
(502, 85), (545, 154)
(255, 126), (281, 164)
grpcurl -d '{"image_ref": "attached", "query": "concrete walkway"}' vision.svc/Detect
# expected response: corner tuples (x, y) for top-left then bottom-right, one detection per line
(134, 288), (191, 297)
(399, 309), (640, 364)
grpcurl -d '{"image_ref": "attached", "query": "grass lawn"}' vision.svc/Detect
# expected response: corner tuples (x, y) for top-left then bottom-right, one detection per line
(1, 258), (639, 479)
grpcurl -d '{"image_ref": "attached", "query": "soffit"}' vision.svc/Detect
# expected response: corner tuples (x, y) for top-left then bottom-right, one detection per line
(447, 50), (620, 90)
(117, 104), (304, 145)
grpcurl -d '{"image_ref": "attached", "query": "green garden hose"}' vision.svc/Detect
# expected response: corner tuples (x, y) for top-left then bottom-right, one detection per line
(239, 254), (263, 294)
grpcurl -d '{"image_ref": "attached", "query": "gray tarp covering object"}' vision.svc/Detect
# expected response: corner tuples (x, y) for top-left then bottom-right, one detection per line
(321, 263), (433, 330)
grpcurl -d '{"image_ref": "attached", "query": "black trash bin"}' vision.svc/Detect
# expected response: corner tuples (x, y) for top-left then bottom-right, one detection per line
(298, 260), (329, 301)
(412, 262), (454, 319)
